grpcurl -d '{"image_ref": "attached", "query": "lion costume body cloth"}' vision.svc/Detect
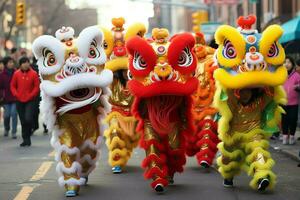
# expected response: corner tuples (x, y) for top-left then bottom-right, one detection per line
(100, 18), (146, 173)
(213, 15), (287, 191)
(32, 26), (113, 196)
(185, 32), (219, 168)
(126, 28), (198, 192)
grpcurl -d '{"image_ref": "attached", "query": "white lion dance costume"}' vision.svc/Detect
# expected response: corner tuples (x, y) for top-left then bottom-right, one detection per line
(214, 15), (287, 191)
(100, 17), (146, 173)
(32, 26), (113, 197)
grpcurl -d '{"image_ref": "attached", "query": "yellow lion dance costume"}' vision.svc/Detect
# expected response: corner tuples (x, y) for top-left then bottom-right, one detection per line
(213, 15), (287, 191)
(32, 26), (112, 197)
(101, 18), (146, 173)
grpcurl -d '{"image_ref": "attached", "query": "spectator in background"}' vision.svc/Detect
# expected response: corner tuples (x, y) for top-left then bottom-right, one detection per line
(10, 48), (19, 67)
(0, 60), (4, 123)
(296, 59), (300, 74)
(282, 56), (300, 145)
(0, 57), (18, 139)
(296, 59), (300, 141)
(11, 57), (40, 147)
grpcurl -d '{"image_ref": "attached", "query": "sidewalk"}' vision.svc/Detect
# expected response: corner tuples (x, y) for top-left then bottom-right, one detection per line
(269, 130), (300, 162)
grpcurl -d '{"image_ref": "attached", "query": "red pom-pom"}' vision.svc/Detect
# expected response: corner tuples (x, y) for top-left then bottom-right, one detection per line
(237, 15), (256, 29)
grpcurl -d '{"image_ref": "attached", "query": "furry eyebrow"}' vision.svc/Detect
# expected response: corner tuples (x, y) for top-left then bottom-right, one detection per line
(91, 39), (97, 47)
(42, 48), (52, 57)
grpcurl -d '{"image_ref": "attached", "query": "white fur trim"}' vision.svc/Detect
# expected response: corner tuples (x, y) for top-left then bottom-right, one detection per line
(54, 144), (81, 162)
(56, 92), (101, 115)
(56, 161), (82, 176)
(40, 69), (113, 97)
(80, 136), (101, 151)
(77, 26), (107, 65)
(80, 153), (99, 166)
(32, 35), (65, 75)
(81, 165), (96, 177)
(55, 26), (75, 41)
(58, 177), (86, 187)
(79, 152), (100, 177)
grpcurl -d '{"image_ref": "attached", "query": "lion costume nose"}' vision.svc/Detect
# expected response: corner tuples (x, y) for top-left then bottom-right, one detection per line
(64, 56), (86, 75)
(243, 52), (266, 72)
(154, 64), (172, 79)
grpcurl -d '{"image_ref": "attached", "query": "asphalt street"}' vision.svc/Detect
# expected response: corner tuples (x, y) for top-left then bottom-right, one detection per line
(0, 130), (299, 200)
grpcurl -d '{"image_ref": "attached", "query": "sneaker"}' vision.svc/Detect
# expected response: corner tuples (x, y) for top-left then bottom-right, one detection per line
(4, 131), (8, 137)
(20, 142), (31, 147)
(112, 166), (122, 174)
(270, 135), (277, 140)
(167, 176), (174, 184)
(65, 190), (77, 197)
(20, 142), (28, 147)
(282, 135), (288, 145)
(200, 160), (209, 169)
(289, 135), (296, 145)
(223, 179), (233, 187)
(154, 183), (164, 193)
(257, 178), (269, 191)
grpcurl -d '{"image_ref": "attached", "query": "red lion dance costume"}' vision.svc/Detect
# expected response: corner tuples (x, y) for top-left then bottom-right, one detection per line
(185, 32), (219, 168)
(126, 28), (198, 193)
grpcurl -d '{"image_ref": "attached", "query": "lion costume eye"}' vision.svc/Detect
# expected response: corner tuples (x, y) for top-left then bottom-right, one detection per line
(223, 40), (237, 59)
(88, 40), (100, 59)
(267, 43), (279, 58)
(178, 47), (193, 67)
(133, 52), (147, 70)
(43, 48), (57, 67)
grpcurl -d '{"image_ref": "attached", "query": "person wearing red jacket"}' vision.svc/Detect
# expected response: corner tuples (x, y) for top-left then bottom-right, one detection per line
(10, 57), (40, 147)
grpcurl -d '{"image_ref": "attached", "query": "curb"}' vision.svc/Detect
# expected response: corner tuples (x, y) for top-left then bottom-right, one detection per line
(270, 145), (300, 162)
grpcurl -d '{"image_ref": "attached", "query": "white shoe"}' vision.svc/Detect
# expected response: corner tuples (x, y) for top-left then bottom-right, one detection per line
(282, 135), (288, 145)
(289, 135), (295, 145)
(279, 134), (283, 141)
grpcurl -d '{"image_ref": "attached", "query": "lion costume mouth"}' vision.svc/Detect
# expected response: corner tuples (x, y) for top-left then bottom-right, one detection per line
(214, 65), (287, 89)
(40, 69), (113, 98)
(127, 77), (198, 98)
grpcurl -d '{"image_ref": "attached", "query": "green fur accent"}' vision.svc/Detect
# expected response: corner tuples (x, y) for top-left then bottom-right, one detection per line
(213, 82), (232, 137)
(262, 100), (279, 134)
(220, 89), (228, 101)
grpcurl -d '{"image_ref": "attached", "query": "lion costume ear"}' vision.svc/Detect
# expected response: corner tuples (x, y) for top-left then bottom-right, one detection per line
(99, 26), (114, 57)
(32, 35), (65, 75)
(259, 25), (285, 65)
(125, 23), (147, 41)
(76, 26), (106, 65)
(215, 25), (246, 68)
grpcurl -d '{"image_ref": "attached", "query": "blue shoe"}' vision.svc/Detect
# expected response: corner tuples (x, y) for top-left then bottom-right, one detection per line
(112, 166), (122, 173)
(65, 190), (77, 197)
